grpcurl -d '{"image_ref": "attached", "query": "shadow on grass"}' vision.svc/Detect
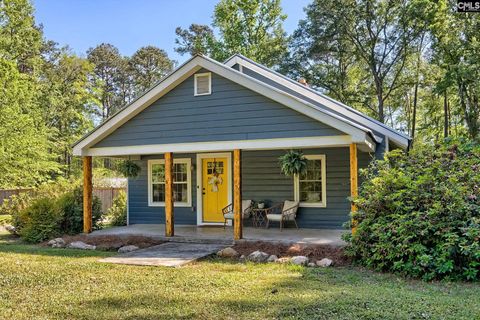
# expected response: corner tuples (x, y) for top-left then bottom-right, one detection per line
(197, 257), (480, 320)
(0, 234), (113, 258)
(0, 243), (113, 258)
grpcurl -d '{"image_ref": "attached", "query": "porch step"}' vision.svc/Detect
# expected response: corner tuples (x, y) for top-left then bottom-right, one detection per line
(100, 242), (228, 267)
(90, 232), (235, 246)
(161, 236), (234, 246)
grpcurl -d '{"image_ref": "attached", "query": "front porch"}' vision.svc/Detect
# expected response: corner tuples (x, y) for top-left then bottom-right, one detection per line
(81, 144), (362, 240)
(90, 224), (346, 246)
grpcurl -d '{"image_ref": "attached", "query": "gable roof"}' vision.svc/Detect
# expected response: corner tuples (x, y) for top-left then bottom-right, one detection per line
(73, 54), (389, 156)
(224, 54), (410, 149)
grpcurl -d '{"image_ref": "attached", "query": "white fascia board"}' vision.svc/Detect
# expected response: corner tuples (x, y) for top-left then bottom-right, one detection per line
(225, 55), (409, 148)
(82, 135), (365, 157)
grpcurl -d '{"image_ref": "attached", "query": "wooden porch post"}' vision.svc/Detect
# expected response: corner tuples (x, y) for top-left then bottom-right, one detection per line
(349, 143), (358, 233)
(233, 149), (242, 240)
(83, 156), (93, 233)
(165, 152), (174, 237)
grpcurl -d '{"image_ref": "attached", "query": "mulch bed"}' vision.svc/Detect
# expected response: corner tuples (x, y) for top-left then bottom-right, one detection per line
(232, 241), (351, 266)
(40, 235), (164, 251)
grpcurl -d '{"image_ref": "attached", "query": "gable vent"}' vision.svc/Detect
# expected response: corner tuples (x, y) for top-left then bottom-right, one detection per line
(194, 73), (211, 96)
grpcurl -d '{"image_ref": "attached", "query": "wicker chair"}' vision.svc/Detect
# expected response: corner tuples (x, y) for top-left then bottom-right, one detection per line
(265, 200), (299, 230)
(222, 200), (253, 228)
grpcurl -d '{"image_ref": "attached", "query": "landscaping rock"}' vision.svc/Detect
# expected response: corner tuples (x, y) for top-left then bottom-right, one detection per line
(96, 242), (124, 251)
(267, 255), (278, 263)
(308, 262), (316, 267)
(247, 250), (269, 263)
(5, 225), (16, 234)
(118, 245), (139, 253)
(290, 256), (309, 266)
(217, 247), (239, 258)
(67, 241), (96, 250)
(275, 257), (291, 264)
(316, 258), (333, 267)
(239, 255), (246, 262)
(48, 238), (65, 248)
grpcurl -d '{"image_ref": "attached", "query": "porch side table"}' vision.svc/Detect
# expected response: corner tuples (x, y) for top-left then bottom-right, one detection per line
(252, 208), (268, 228)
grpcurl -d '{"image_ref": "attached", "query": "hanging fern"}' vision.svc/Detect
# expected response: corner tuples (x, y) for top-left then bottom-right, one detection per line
(279, 150), (308, 177)
(118, 160), (141, 178)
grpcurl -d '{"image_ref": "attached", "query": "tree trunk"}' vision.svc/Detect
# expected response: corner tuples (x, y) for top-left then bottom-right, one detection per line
(411, 82), (419, 143)
(411, 33), (424, 146)
(444, 91), (449, 138)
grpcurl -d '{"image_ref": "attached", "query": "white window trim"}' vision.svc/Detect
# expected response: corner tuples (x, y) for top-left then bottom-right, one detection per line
(194, 72), (211, 96)
(294, 154), (327, 208)
(148, 158), (192, 207)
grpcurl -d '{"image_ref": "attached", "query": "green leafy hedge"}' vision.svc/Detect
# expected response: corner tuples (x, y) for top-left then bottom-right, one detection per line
(11, 181), (103, 243)
(107, 191), (127, 226)
(344, 140), (480, 281)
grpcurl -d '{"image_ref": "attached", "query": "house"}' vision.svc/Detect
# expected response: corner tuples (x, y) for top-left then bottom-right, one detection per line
(73, 54), (410, 240)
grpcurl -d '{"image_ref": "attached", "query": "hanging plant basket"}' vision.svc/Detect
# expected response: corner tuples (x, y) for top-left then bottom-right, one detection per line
(279, 150), (308, 177)
(118, 160), (141, 178)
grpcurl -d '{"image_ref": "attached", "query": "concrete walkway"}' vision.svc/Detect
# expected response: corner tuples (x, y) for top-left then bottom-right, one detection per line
(99, 242), (227, 267)
(91, 224), (346, 246)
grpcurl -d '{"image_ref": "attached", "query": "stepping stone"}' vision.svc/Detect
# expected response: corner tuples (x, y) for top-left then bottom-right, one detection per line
(99, 242), (227, 267)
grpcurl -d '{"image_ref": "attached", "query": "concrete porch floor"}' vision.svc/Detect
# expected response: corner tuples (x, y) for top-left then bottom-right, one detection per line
(90, 224), (346, 246)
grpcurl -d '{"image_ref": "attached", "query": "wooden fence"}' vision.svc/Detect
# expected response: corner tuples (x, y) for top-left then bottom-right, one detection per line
(0, 187), (126, 213)
(93, 188), (125, 213)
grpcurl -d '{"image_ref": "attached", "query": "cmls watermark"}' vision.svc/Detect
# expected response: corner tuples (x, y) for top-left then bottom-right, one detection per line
(458, 0), (480, 12)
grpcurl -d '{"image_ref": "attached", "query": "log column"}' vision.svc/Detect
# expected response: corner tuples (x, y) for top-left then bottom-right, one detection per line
(349, 143), (358, 233)
(233, 149), (242, 240)
(165, 152), (174, 237)
(83, 156), (93, 233)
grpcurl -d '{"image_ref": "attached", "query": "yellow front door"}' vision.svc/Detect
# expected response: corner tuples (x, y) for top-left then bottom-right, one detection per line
(202, 157), (229, 222)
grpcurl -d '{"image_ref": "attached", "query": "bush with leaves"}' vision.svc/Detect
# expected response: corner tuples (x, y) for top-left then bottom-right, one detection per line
(57, 186), (103, 234)
(344, 139), (480, 281)
(11, 180), (104, 242)
(18, 197), (62, 243)
(107, 191), (127, 226)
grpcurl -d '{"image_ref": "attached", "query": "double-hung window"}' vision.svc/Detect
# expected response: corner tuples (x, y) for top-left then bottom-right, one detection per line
(148, 158), (192, 207)
(294, 155), (326, 207)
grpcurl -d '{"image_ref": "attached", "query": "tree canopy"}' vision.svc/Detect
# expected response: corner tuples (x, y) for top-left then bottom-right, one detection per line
(175, 0), (288, 67)
(0, 0), (479, 188)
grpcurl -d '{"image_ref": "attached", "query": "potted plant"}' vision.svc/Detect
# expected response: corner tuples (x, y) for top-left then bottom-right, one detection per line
(118, 160), (141, 178)
(279, 150), (308, 177)
(256, 200), (266, 209)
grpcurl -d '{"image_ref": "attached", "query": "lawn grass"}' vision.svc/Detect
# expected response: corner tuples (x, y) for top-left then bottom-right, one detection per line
(0, 231), (478, 320)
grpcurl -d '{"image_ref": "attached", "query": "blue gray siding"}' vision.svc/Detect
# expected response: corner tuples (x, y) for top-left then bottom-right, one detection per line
(128, 148), (372, 229)
(241, 66), (390, 158)
(128, 154), (197, 225)
(94, 70), (344, 148)
(242, 148), (371, 229)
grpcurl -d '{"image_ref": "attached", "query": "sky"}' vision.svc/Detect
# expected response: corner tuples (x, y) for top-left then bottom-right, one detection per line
(33, 0), (311, 64)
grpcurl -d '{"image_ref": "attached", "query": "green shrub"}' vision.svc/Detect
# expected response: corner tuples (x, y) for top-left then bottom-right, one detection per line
(57, 186), (103, 234)
(344, 139), (480, 281)
(11, 180), (104, 242)
(107, 191), (127, 226)
(3, 178), (74, 225)
(0, 214), (12, 226)
(18, 197), (62, 243)
(1, 192), (31, 229)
